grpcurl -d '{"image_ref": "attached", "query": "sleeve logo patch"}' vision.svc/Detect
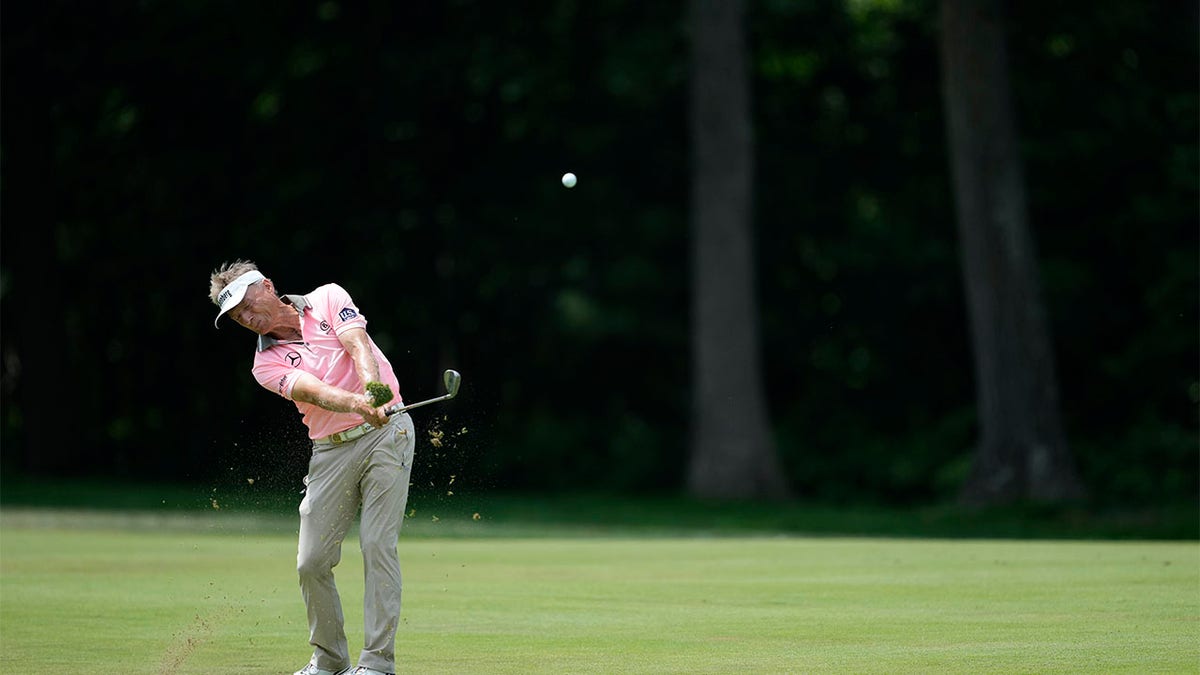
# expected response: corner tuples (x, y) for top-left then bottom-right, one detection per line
(338, 307), (358, 321)
(285, 351), (302, 367)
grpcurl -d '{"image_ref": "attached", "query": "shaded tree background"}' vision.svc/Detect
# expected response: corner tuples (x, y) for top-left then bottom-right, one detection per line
(2, 0), (1196, 506)
(940, 0), (1085, 503)
(688, 0), (791, 500)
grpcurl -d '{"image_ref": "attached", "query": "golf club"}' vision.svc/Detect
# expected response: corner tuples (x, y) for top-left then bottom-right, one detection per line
(386, 369), (461, 416)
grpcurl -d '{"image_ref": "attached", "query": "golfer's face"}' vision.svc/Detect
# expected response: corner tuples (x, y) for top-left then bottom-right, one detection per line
(229, 282), (274, 334)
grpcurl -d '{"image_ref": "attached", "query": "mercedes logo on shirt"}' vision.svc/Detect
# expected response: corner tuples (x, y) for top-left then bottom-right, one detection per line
(285, 351), (302, 367)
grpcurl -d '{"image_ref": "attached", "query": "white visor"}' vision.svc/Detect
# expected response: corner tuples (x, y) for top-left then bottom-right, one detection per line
(213, 270), (265, 327)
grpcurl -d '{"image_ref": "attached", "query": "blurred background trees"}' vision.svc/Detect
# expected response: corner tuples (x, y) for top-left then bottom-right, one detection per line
(687, 0), (790, 500)
(939, 0), (1084, 503)
(1, 0), (1195, 507)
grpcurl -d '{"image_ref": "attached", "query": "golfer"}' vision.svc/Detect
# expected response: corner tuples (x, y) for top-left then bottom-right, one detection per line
(209, 260), (413, 675)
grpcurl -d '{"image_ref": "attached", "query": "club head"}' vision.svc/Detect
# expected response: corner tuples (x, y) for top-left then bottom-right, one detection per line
(443, 369), (462, 398)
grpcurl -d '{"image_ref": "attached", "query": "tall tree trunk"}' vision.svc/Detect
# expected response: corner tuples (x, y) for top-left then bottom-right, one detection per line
(686, 0), (790, 500)
(939, 0), (1085, 503)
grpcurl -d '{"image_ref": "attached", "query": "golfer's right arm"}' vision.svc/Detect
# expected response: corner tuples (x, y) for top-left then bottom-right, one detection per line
(291, 371), (388, 427)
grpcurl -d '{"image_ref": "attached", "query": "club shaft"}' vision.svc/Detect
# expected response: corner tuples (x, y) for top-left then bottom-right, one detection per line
(386, 393), (452, 416)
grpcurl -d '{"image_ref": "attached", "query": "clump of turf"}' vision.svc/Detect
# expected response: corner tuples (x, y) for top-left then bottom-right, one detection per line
(365, 381), (393, 407)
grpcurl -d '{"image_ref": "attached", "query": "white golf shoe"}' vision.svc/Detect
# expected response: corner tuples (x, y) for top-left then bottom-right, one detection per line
(294, 662), (350, 675)
(350, 668), (394, 675)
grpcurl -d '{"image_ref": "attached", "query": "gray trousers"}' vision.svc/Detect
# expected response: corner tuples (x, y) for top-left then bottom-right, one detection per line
(298, 413), (415, 673)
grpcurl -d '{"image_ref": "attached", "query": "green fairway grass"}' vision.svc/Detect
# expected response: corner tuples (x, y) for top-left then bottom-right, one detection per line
(1, 511), (1196, 673)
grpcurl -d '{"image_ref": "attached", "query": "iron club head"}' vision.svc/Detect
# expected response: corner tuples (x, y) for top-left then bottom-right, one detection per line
(444, 369), (462, 398)
(386, 369), (462, 417)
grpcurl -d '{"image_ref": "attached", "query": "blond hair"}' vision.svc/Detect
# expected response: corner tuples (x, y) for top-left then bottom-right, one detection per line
(208, 259), (260, 305)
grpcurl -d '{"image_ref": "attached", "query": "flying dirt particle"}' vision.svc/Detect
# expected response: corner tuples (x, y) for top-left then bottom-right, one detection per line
(472, 513), (481, 521)
(460, 427), (468, 435)
(429, 429), (444, 448)
(447, 491), (454, 496)
(407, 509), (416, 518)
(158, 612), (217, 674)
(449, 475), (456, 485)
(431, 515), (440, 522)
(246, 478), (255, 485)
(210, 499), (220, 510)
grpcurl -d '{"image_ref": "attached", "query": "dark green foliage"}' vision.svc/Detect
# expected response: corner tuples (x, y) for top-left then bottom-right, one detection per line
(1, 0), (1194, 505)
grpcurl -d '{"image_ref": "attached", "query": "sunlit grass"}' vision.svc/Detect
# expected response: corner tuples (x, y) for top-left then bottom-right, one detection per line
(1, 513), (1196, 673)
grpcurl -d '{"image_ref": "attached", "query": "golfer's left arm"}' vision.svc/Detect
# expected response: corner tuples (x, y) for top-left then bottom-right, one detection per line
(339, 327), (382, 393)
(290, 372), (386, 426)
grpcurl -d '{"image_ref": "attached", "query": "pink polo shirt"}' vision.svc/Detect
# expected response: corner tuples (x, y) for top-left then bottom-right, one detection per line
(251, 283), (402, 440)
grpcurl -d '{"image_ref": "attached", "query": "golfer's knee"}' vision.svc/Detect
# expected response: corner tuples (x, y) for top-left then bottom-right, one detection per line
(297, 548), (338, 580)
(359, 533), (398, 562)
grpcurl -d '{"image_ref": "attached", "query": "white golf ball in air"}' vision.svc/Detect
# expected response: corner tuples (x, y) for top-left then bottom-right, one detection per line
(561, 172), (577, 188)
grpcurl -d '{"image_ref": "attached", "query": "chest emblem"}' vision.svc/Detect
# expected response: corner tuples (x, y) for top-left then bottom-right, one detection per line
(319, 320), (331, 333)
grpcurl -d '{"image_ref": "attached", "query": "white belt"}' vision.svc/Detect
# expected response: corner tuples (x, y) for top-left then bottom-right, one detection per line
(316, 421), (377, 446)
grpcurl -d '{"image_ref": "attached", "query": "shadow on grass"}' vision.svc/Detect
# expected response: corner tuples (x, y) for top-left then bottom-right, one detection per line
(1, 475), (1195, 540)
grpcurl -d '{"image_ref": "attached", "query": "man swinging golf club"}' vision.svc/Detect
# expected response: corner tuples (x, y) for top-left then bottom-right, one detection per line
(209, 259), (412, 675)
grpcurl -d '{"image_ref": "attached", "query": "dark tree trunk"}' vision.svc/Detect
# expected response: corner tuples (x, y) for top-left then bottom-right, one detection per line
(939, 0), (1086, 503)
(686, 0), (791, 500)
